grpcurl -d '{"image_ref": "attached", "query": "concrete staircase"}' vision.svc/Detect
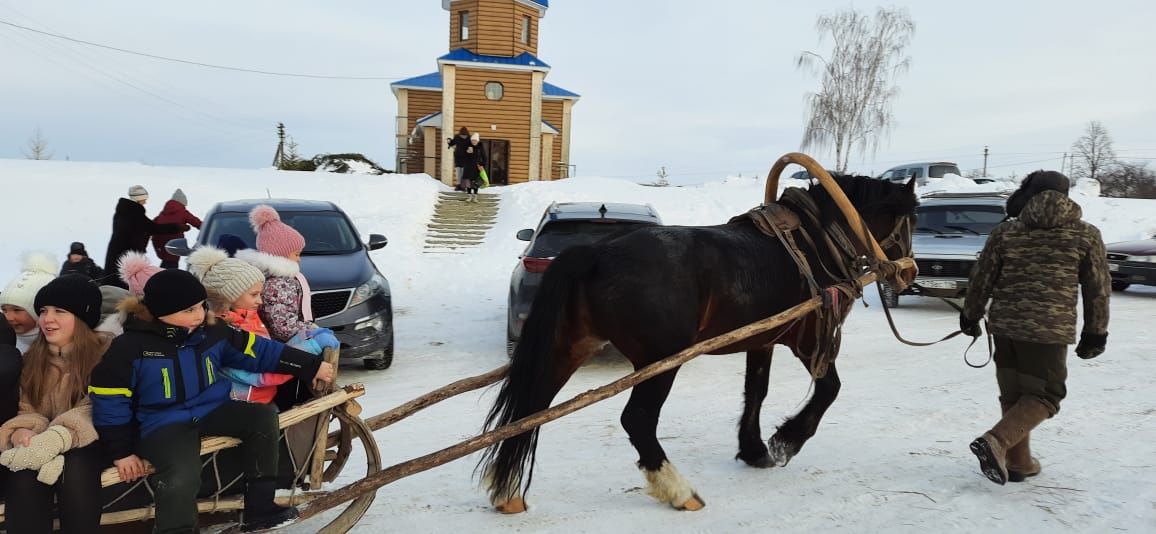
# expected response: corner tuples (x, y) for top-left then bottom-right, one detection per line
(423, 191), (501, 253)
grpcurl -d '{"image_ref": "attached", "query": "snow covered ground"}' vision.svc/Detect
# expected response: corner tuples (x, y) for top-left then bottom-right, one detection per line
(1, 159), (1154, 532)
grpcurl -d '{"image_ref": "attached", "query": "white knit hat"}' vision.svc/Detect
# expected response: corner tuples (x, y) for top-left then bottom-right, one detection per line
(128, 185), (149, 201)
(0, 253), (58, 319)
(187, 246), (266, 312)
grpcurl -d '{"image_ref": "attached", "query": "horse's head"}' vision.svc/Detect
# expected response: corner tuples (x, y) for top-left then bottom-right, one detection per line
(811, 175), (919, 290)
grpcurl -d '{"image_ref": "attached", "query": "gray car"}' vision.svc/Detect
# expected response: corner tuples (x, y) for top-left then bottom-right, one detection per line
(507, 202), (662, 352)
(881, 192), (1009, 306)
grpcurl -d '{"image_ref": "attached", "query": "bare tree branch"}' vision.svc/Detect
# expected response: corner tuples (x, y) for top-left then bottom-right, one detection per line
(22, 127), (53, 160)
(796, 7), (915, 173)
(1071, 121), (1116, 181)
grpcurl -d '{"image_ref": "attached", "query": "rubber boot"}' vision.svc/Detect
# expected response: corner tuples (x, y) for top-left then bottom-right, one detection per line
(970, 397), (1051, 485)
(241, 478), (299, 532)
(1006, 432), (1042, 482)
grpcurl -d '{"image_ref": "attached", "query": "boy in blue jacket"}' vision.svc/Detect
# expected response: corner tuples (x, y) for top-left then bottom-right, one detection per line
(89, 269), (334, 533)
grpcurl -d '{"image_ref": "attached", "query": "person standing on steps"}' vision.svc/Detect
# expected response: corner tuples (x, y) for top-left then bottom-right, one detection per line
(460, 132), (486, 203)
(960, 170), (1111, 486)
(447, 127), (471, 191)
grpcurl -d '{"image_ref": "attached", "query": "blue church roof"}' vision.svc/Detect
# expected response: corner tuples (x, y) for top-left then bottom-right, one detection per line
(392, 69), (579, 99)
(438, 48), (550, 69)
(529, 0), (548, 6)
(543, 82), (579, 98)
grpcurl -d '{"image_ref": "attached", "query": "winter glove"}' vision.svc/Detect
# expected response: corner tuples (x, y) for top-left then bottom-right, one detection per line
(959, 313), (982, 338)
(1076, 332), (1107, 359)
(0, 426), (72, 471)
(37, 454), (65, 485)
(308, 327), (340, 351)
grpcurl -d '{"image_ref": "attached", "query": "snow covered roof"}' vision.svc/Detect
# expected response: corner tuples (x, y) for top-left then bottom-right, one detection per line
(413, 111), (559, 137)
(438, 48), (550, 71)
(391, 70), (579, 100)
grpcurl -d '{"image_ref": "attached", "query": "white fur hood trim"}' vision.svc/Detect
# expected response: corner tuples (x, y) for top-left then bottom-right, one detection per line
(235, 249), (300, 278)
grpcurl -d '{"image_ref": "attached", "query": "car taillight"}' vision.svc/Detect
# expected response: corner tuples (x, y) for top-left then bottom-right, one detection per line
(522, 257), (552, 273)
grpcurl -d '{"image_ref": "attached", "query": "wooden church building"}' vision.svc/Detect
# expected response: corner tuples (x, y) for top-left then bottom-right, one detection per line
(392, 0), (579, 185)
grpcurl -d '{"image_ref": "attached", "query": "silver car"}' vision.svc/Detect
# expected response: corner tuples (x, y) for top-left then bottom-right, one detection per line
(881, 192), (1009, 306)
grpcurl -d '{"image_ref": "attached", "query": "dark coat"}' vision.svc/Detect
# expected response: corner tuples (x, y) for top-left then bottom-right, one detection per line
(447, 134), (470, 167)
(103, 198), (183, 286)
(0, 321), (20, 426)
(152, 199), (203, 264)
(963, 191), (1111, 345)
(60, 256), (106, 282)
(460, 141), (486, 184)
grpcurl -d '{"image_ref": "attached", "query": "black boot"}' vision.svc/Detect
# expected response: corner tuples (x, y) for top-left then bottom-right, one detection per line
(241, 478), (299, 532)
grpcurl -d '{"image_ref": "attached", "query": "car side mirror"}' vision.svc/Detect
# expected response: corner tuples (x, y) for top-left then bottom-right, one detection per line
(367, 234), (388, 251)
(165, 238), (192, 257)
(516, 229), (534, 241)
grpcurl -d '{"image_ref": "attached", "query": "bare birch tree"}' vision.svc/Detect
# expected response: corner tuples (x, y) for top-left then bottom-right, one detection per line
(1070, 121), (1116, 181)
(22, 127), (54, 160)
(797, 7), (915, 173)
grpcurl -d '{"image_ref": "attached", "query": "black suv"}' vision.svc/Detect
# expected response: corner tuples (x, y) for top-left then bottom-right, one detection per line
(507, 202), (663, 351)
(167, 199), (394, 370)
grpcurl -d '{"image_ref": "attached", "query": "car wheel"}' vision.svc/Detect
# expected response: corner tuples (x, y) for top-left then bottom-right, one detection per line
(880, 283), (900, 308)
(363, 354), (392, 370)
(1111, 280), (1131, 292)
(363, 326), (395, 370)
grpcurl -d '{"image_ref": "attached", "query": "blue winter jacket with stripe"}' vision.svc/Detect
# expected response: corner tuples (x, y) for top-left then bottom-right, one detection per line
(89, 313), (320, 461)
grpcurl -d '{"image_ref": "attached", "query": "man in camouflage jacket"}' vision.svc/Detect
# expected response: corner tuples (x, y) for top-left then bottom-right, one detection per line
(960, 170), (1110, 486)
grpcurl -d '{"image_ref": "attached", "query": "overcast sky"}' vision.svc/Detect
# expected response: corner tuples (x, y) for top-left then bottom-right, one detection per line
(1, 0), (1153, 183)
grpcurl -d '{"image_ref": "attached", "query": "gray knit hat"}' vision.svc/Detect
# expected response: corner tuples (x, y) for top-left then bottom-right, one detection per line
(186, 246), (266, 312)
(172, 188), (188, 206)
(128, 185), (149, 201)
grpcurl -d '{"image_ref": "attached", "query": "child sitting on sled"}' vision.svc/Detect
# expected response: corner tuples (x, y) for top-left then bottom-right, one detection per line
(89, 270), (335, 532)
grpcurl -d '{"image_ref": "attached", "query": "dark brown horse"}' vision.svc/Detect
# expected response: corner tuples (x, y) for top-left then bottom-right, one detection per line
(479, 175), (917, 512)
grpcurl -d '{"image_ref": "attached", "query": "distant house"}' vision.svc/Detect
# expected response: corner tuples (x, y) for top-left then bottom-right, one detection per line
(392, 0), (579, 185)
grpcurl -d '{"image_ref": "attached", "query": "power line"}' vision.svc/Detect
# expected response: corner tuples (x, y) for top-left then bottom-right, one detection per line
(0, 17), (401, 81)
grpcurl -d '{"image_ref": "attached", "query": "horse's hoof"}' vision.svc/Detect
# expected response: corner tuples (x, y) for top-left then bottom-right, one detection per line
(496, 496), (526, 514)
(737, 451), (775, 468)
(767, 435), (798, 468)
(675, 493), (706, 511)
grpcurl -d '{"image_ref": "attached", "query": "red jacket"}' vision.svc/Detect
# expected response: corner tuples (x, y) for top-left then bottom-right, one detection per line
(152, 200), (202, 263)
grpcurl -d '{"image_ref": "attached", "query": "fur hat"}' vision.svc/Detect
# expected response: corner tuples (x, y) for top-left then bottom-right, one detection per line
(1007, 170), (1071, 218)
(249, 205), (305, 259)
(34, 275), (103, 329)
(128, 185), (149, 201)
(187, 246), (266, 312)
(142, 269), (207, 318)
(0, 253), (58, 319)
(118, 251), (163, 296)
(171, 188), (188, 206)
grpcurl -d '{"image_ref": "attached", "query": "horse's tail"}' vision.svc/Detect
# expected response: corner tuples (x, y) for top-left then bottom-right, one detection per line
(478, 245), (599, 506)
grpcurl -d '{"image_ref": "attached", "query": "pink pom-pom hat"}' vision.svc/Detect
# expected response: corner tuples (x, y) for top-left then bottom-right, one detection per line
(118, 251), (163, 296)
(249, 205), (305, 259)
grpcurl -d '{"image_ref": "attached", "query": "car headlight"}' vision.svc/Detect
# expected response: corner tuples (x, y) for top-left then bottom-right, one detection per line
(348, 273), (387, 307)
(1129, 255), (1156, 263)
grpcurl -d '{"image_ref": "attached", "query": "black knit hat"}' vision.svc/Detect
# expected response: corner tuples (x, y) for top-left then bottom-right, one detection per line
(69, 242), (88, 257)
(143, 269), (207, 318)
(0, 318), (14, 347)
(33, 275), (103, 329)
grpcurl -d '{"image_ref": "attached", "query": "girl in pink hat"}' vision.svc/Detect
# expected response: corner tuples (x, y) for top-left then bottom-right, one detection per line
(237, 206), (338, 408)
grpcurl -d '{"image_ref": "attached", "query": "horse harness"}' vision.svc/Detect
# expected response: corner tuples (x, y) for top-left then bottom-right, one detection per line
(734, 188), (986, 374)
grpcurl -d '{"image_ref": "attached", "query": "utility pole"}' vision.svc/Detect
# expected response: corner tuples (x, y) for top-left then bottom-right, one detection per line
(272, 122), (286, 168)
(1060, 152), (1067, 174)
(982, 146), (989, 177)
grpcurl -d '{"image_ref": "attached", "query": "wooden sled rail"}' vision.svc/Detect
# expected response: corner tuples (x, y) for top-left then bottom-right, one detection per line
(299, 260), (912, 520)
(326, 364), (509, 448)
(98, 384), (365, 487)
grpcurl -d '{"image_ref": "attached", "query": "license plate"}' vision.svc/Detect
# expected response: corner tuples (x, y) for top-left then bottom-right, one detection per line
(917, 279), (958, 290)
(1109, 263), (1119, 272)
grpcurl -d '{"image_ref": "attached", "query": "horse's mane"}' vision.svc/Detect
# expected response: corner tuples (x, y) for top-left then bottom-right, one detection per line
(804, 174), (917, 225)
